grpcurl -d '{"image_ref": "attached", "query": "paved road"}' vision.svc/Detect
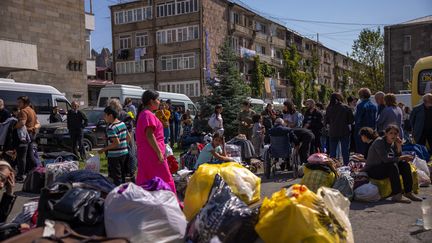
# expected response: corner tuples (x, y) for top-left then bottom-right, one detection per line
(6, 171), (432, 243)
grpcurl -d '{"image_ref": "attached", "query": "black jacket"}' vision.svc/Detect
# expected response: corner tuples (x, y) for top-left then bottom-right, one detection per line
(325, 103), (354, 137)
(49, 113), (62, 123)
(0, 109), (11, 124)
(67, 110), (88, 133)
(303, 109), (324, 133)
(268, 124), (299, 145)
(0, 193), (16, 223)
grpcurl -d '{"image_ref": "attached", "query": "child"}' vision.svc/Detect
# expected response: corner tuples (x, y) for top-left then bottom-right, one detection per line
(194, 133), (232, 169)
(155, 102), (171, 144)
(181, 143), (200, 170)
(98, 106), (131, 186)
(252, 114), (265, 158)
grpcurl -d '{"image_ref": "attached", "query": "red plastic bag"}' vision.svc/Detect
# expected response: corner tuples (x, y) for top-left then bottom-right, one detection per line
(167, 155), (179, 174)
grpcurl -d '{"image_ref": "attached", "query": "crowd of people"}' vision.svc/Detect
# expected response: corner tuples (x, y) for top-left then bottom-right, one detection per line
(0, 88), (431, 224)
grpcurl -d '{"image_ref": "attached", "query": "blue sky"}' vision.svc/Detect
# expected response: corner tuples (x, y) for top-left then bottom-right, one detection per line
(90, 0), (432, 55)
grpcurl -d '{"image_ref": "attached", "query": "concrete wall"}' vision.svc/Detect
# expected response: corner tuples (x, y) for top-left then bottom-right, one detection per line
(385, 23), (432, 93)
(0, 0), (88, 105)
(0, 39), (38, 73)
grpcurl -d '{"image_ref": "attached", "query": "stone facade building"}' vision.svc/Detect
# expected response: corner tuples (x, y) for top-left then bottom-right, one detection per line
(384, 15), (432, 93)
(110, 0), (354, 100)
(0, 0), (95, 106)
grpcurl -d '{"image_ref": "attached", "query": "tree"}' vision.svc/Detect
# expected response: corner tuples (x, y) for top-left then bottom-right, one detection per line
(251, 56), (265, 98)
(318, 84), (333, 105)
(199, 40), (251, 139)
(282, 46), (303, 108)
(351, 28), (384, 92)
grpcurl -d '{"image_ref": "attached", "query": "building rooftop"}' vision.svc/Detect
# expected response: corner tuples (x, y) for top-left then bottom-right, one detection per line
(387, 15), (432, 27)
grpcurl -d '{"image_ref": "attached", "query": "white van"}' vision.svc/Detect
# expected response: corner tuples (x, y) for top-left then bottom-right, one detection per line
(249, 98), (266, 113)
(0, 78), (71, 125)
(97, 84), (198, 116)
(370, 93), (412, 109)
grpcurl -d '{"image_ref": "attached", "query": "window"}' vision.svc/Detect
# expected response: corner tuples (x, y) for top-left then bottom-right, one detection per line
(255, 44), (265, 55)
(136, 32), (149, 47)
(256, 22), (266, 33)
(119, 35), (131, 49)
(158, 0), (198, 17)
(114, 6), (152, 24)
(115, 12), (124, 24)
(403, 65), (412, 83)
(159, 80), (200, 97)
(404, 35), (411, 52)
(418, 69), (432, 95)
(160, 53), (196, 71)
(231, 36), (239, 53)
(275, 49), (283, 59)
(56, 99), (71, 114)
(116, 59), (154, 74)
(157, 25), (199, 44)
(232, 12), (240, 24)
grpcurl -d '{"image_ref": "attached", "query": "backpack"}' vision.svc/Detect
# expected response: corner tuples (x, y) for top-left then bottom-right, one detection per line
(22, 167), (46, 194)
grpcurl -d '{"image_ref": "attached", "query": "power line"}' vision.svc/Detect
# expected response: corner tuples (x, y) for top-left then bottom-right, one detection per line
(278, 17), (388, 26)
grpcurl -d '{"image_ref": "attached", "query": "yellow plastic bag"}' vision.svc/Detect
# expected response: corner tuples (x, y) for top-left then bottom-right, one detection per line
(370, 163), (419, 198)
(301, 167), (336, 192)
(255, 184), (351, 243)
(183, 162), (261, 221)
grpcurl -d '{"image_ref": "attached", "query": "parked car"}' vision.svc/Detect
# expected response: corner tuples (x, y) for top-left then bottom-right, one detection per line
(36, 108), (107, 153)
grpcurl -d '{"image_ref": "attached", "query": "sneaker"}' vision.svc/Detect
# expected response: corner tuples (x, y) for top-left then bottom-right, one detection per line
(404, 192), (423, 202)
(391, 193), (411, 204)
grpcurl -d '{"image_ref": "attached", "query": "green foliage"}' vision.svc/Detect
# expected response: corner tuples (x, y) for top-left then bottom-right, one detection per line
(199, 40), (250, 139)
(351, 28), (384, 93)
(251, 56), (265, 98)
(318, 84), (333, 105)
(283, 46), (303, 108)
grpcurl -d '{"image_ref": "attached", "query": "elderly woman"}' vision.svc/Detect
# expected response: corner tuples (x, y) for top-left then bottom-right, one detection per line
(376, 93), (403, 138)
(365, 125), (422, 203)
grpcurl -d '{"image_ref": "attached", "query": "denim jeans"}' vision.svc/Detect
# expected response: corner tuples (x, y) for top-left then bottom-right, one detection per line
(329, 136), (350, 165)
(163, 127), (170, 144)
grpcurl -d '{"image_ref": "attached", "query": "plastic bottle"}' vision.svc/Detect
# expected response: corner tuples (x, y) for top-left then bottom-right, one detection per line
(422, 198), (432, 230)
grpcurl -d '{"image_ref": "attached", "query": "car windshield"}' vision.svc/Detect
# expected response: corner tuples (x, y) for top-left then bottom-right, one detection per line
(83, 109), (104, 124)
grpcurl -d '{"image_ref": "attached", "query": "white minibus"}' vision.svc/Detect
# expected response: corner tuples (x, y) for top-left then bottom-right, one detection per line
(0, 79), (71, 125)
(97, 84), (198, 116)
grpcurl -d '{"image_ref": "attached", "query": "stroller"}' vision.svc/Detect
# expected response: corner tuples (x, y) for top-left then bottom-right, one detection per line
(263, 135), (300, 179)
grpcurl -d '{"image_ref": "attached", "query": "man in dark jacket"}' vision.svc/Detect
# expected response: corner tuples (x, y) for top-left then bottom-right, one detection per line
(302, 99), (323, 153)
(0, 99), (11, 123)
(410, 94), (432, 150)
(0, 161), (16, 223)
(67, 101), (88, 159)
(355, 88), (377, 155)
(325, 93), (355, 165)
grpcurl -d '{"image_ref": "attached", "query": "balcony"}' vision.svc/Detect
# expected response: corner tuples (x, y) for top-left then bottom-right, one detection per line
(255, 32), (269, 43)
(257, 53), (271, 63)
(85, 13), (95, 31)
(271, 36), (286, 47)
(230, 23), (253, 36)
(0, 39), (38, 74)
(86, 60), (96, 76)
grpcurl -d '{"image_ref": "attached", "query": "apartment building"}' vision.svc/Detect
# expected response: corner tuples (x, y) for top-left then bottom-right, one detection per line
(384, 15), (432, 93)
(110, 0), (353, 99)
(0, 0), (95, 106)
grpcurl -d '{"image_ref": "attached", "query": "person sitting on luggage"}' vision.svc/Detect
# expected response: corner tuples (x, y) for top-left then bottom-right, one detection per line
(358, 127), (379, 159)
(364, 125), (422, 203)
(268, 118), (299, 171)
(0, 161), (16, 223)
(194, 133), (232, 169)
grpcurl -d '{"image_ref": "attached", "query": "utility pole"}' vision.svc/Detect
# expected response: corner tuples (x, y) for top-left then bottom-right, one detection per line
(316, 33), (319, 43)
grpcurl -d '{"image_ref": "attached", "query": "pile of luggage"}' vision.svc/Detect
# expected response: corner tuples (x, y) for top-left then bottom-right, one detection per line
(299, 151), (432, 203)
(3, 156), (357, 243)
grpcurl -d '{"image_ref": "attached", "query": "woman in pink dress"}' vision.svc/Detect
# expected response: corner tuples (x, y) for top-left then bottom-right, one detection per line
(136, 90), (176, 193)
